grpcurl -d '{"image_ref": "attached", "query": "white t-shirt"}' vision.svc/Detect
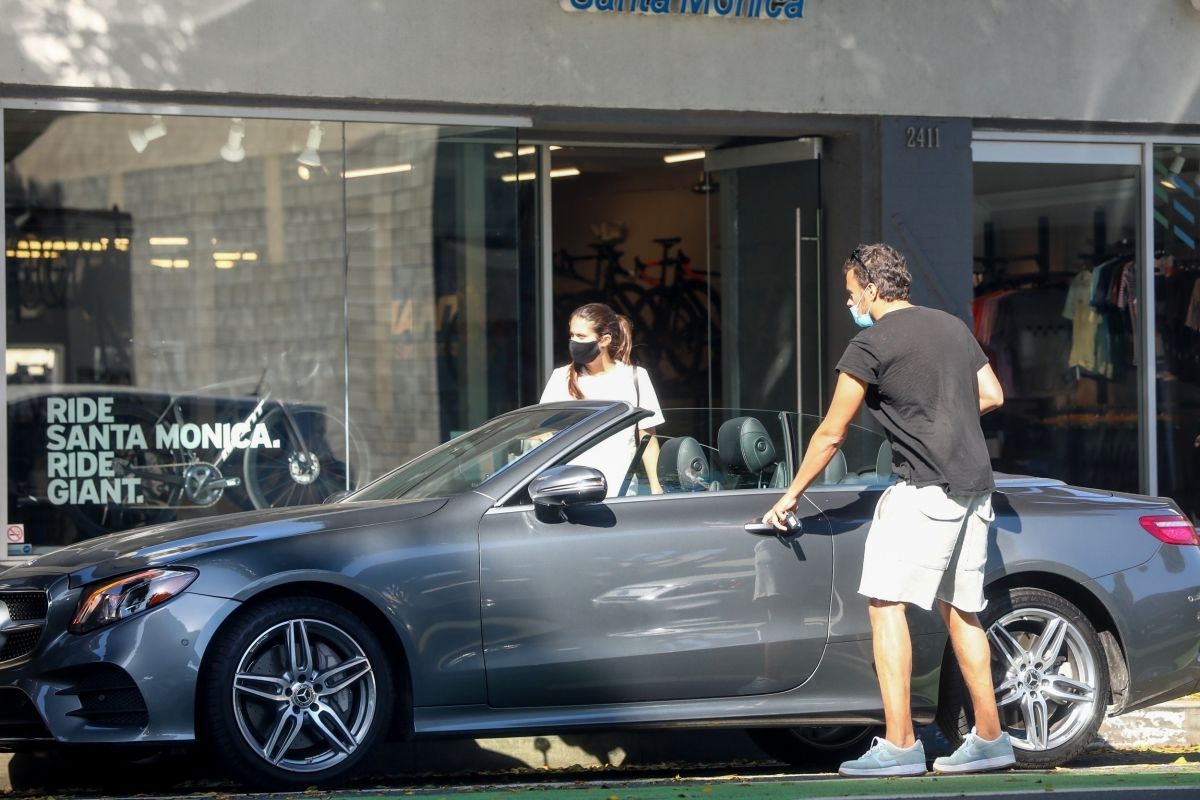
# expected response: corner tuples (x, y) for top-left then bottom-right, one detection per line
(540, 362), (665, 496)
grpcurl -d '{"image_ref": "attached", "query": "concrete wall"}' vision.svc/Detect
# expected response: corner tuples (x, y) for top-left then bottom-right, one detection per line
(1, 1), (1200, 125)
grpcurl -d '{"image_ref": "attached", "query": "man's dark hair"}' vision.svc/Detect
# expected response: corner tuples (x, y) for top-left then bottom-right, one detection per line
(843, 243), (912, 301)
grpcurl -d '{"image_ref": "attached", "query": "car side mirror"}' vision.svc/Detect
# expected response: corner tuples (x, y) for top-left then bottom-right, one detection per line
(529, 465), (607, 508)
(322, 490), (351, 505)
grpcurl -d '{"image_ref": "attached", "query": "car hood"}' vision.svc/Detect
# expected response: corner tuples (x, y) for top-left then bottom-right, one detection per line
(0, 498), (447, 587)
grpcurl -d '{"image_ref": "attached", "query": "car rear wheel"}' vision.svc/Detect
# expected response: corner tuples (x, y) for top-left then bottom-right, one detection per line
(748, 725), (882, 768)
(201, 598), (394, 789)
(936, 586), (1109, 769)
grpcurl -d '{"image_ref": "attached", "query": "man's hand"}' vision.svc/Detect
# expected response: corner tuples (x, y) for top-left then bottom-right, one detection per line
(763, 493), (800, 531)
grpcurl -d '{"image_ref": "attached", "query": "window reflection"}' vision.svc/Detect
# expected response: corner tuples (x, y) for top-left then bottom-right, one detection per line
(5, 111), (524, 553)
(972, 162), (1141, 493)
(1153, 145), (1200, 523)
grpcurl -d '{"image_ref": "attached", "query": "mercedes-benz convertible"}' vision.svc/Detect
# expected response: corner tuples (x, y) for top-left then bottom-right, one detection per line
(1, 401), (1197, 787)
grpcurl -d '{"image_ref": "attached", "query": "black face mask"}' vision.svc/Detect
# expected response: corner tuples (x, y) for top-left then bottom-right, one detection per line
(569, 339), (601, 366)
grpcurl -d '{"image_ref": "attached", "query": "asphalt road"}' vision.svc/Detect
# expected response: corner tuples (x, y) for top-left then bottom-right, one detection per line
(3, 745), (1198, 799)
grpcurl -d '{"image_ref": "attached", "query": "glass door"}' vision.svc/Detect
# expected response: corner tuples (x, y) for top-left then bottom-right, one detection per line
(705, 139), (823, 414)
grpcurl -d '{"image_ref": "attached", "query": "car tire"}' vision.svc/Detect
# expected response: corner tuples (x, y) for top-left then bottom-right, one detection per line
(200, 598), (394, 789)
(936, 586), (1109, 769)
(747, 725), (882, 768)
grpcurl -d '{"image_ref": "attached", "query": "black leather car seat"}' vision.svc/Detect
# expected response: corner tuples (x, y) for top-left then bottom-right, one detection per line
(717, 417), (787, 489)
(657, 436), (715, 492)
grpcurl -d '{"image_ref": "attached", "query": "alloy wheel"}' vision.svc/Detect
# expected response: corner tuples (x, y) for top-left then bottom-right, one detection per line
(231, 618), (377, 773)
(988, 607), (1099, 751)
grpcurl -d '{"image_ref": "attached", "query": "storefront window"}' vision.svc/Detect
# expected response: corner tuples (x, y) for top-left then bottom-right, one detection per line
(5, 109), (521, 555)
(1153, 144), (1200, 523)
(972, 160), (1142, 494)
(344, 123), (527, 468)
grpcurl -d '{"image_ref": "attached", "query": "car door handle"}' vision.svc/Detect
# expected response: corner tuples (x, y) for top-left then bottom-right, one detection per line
(745, 512), (802, 536)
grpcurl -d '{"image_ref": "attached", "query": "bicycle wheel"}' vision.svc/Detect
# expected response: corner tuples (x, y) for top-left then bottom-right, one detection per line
(65, 401), (184, 538)
(16, 260), (43, 313)
(40, 256), (71, 309)
(633, 286), (710, 379)
(610, 280), (650, 334)
(242, 407), (369, 509)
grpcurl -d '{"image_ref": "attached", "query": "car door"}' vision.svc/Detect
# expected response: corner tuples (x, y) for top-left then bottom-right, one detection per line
(477, 411), (834, 708)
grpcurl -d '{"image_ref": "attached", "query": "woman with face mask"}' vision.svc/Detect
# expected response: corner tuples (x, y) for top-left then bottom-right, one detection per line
(540, 302), (664, 496)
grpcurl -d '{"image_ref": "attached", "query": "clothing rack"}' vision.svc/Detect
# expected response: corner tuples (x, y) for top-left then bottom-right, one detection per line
(974, 270), (1075, 294)
(1076, 238), (1136, 262)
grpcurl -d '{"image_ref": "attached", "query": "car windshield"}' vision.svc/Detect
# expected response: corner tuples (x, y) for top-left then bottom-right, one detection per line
(347, 406), (599, 501)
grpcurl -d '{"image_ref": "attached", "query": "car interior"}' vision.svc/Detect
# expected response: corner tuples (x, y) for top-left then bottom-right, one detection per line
(642, 414), (895, 495)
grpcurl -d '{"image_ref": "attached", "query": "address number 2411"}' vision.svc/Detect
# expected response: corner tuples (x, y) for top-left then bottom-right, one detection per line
(905, 126), (941, 149)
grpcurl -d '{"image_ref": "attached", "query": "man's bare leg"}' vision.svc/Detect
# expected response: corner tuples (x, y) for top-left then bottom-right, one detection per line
(869, 598), (916, 748)
(937, 599), (1002, 740)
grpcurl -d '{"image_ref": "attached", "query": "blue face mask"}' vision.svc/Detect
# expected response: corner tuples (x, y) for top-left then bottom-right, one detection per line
(849, 291), (875, 328)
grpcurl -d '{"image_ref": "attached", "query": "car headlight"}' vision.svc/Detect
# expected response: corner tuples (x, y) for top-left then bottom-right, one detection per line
(70, 568), (198, 634)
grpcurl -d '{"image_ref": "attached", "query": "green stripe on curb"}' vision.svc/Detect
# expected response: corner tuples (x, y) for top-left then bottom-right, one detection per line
(344, 769), (1200, 800)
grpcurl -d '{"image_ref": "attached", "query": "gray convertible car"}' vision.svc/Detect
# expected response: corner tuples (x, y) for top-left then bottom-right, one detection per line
(1, 400), (1198, 788)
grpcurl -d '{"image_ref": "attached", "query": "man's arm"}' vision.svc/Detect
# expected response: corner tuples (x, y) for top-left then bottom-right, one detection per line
(977, 363), (1004, 415)
(764, 372), (868, 529)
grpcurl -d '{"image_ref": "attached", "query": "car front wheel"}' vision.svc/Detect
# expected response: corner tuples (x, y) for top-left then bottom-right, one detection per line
(936, 586), (1109, 768)
(201, 598), (394, 789)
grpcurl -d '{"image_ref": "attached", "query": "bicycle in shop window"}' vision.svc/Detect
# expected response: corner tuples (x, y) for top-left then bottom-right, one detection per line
(5, 208), (133, 316)
(631, 237), (721, 379)
(552, 237), (650, 331)
(60, 351), (371, 537)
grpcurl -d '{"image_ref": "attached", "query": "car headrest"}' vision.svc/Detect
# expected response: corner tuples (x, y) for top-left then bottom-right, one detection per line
(717, 416), (777, 475)
(876, 440), (894, 477)
(658, 436), (710, 491)
(822, 449), (847, 484)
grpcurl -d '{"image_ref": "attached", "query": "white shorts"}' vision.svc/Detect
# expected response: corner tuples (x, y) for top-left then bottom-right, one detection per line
(858, 481), (995, 613)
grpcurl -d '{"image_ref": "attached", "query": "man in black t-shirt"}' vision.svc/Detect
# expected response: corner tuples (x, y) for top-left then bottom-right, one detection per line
(763, 244), (1015, 777)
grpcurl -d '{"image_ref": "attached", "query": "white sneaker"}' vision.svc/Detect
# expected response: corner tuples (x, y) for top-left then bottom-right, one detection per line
(932, 728), (1017, 774)
(838, 736), (927, 777)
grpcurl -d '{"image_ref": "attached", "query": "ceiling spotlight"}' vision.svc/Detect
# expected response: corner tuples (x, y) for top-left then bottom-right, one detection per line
(297, 164), (311, 181)
(220, 118), (246, 163)
(1169, 146), (1186, 176)
(297, 121), (324, 168)
(129, 115), (167, 154)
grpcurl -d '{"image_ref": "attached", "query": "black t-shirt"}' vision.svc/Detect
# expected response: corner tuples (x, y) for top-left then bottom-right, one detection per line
(835, 306), (995, 495)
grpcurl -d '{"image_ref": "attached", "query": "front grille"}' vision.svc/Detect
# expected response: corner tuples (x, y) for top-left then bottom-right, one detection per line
(0, 590), (47, 665)
(0, 591), (49, 621)
(58, 665), (149, 729)
(0, 628), (42, 662)
(0, 688), (51, 739)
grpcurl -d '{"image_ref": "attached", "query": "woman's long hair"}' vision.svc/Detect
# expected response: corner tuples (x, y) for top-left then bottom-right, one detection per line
(567, 302), (634, 400)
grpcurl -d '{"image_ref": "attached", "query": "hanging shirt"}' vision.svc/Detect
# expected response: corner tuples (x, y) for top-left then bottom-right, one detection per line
(540, 362), (665, 496)
(1116, 262), (1136, 311)
(1186, 279), (1200, 332)
(1064, 270), (1102, 374)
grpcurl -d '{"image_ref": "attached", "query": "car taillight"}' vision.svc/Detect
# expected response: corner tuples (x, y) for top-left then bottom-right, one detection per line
(1139, 515), (1200, 546)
